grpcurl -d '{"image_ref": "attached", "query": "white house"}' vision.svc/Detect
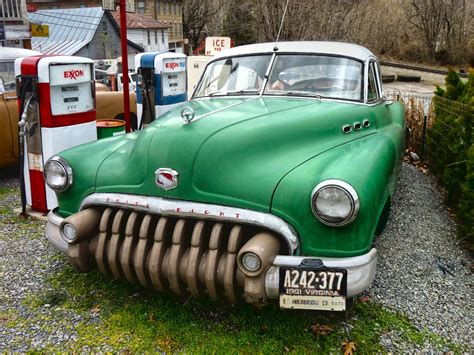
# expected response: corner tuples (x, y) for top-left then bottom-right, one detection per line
(112, 10), (169, 53)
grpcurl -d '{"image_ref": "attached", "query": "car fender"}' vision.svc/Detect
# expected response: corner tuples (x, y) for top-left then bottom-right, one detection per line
(55, 133), (140, 217)
(271, 128), (403, 257)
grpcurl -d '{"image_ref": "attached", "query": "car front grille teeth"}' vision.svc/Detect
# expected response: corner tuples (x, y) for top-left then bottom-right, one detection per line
(91, 207), (253, 304)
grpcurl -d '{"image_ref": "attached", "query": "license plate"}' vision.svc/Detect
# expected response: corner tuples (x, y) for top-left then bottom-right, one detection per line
(279, 267), (347, 311)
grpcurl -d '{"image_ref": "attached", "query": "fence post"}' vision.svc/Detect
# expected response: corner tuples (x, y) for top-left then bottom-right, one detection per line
(420, 115), (428, 162)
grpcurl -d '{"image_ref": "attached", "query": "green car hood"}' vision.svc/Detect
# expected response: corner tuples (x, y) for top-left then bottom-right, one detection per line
(95, 97), (376, 213)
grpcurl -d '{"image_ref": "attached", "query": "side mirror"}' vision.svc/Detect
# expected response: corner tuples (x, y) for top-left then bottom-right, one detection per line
(383, 95), (393, 106)
(0, 77), (4, 95)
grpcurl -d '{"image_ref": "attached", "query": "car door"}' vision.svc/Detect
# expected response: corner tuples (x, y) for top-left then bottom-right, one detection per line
(0, 89), (16, 168)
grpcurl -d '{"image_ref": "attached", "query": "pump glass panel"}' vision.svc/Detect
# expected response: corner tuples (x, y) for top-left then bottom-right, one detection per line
(162, 58), (186, 97)
(49, 64), (93, 115)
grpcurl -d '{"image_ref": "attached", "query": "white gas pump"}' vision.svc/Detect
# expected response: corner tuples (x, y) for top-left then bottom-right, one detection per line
(135, 52), (187, 129)
(15, 55), (97, 212)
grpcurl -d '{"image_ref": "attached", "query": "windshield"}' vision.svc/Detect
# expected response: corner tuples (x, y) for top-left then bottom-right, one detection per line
(0, 61), (17, 92)
(265, 55), (363, 102)
(193, 55), (271, 98)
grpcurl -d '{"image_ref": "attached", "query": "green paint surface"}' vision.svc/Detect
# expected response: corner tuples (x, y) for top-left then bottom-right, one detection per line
(56, 96), (405, 257)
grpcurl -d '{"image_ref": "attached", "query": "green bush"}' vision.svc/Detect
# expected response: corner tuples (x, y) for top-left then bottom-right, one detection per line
(458, 145), (474, 243)
(428, 69), (473, 249)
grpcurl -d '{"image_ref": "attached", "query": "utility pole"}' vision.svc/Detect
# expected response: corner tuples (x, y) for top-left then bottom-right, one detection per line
(119, 0), (131, 132)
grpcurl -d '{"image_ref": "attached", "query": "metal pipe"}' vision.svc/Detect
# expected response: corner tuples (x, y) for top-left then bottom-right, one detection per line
(119, 0), (131, 132)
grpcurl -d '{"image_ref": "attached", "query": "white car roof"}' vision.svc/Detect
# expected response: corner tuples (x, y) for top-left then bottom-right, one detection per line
(0, 47), (41, 61)
(215, 41), (375, 62)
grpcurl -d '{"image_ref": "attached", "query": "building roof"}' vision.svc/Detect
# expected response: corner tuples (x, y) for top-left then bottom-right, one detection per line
(216, 41), (376, 62)
(28, 7), (143, 55)
(111, 9), (169, 30)
(29, 7), (104, 55)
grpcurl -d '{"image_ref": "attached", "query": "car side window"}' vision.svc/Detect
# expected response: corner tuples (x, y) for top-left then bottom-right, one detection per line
(367, 61), (379, 102)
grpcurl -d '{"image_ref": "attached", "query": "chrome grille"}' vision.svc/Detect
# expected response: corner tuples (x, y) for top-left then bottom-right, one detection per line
(88, 207), (282, 303)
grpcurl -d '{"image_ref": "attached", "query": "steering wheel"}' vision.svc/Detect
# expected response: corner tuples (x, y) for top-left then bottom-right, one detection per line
(288, 78), (344, 92)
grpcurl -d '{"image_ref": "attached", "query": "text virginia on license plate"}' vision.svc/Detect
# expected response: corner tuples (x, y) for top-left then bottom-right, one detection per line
(279, 267), (347, 311)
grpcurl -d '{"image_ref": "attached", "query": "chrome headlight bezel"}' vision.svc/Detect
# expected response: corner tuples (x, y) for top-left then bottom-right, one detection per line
(311, 179), (359, 227)
(44, 156), (73, 192)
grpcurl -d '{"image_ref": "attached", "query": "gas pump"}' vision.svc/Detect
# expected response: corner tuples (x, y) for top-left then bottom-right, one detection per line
(135, 52), (187, 129)
(14, 55), (97, 212)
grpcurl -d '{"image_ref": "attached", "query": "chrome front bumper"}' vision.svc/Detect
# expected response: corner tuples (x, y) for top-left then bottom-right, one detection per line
(46, 210), (376, 300)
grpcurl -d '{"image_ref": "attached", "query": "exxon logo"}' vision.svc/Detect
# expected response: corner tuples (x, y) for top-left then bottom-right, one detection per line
(64, 69), (84, 79)
(165, 61), (184, 70)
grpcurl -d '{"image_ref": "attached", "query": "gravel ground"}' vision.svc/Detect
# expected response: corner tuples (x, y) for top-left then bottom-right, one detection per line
(0, 163), (472, 351)
(368, 163), (473, 348)
(0, 176), (83, 351)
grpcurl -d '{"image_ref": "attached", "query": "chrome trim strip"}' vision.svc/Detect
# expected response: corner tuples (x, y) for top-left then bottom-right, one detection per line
(265, 248), (377, 298)
(80, 193), (300, 254)
(260, 52), (277, 98)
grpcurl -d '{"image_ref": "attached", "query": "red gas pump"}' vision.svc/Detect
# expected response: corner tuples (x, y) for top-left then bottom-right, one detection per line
(14, 55), (97, 212)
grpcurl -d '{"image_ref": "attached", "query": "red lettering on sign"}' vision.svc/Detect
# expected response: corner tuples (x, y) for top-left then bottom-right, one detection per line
(165, 62), (179, 70)
(64, 69), (84, 79)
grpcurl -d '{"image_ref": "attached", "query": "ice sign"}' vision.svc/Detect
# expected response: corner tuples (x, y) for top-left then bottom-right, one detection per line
(205, 37), (231, 56)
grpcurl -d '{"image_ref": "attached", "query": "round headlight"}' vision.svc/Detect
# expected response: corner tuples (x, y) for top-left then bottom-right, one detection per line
(241, 252), (262, 273)
(61, 222), (77, 243)
(311, 180), (359, 226)
(44, 156), (73, 192)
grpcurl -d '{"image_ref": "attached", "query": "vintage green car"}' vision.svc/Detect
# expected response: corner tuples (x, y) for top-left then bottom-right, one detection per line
(45, 42), (405, 312)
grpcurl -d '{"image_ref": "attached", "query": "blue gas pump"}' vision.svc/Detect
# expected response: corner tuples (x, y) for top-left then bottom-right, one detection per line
(135, 52), (187, 129)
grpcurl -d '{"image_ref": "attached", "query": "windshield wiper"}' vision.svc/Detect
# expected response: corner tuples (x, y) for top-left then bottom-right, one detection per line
(208, 91), (227, 97)
(208, 89), (259, 97)
(285, 90), (322, 99)
(226, 89), (260, 96)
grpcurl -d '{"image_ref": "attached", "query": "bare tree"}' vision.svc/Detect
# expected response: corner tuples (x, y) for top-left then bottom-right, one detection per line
(253, 0), (312, 42)
(442, 0), (474, 63)
(183, 0), (222, 52)
(406, 0), (446, 59)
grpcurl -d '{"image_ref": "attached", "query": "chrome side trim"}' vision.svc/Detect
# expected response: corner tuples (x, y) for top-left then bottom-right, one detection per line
(265, 248), (377, 298)
(80, 193), (300, 254)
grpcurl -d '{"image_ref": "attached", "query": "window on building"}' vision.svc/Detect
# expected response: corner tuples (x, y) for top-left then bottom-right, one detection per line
(79, 3), (86, 7)
(156, 0), (160, 14)
(147, 31), (151, 45)
(155, 30), (158, 44)
(168, 2), (172, 14)
(161, 30), (165, 43)
(137, 0), (145, 14)
(101, 19), (107, 35)
(173, 2), (177, 14)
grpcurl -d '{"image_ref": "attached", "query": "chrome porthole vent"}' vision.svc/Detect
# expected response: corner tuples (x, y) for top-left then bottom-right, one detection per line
(362, 119), (370, 128)
(342, 125), (352, 134)
(353, 122), (362, 130)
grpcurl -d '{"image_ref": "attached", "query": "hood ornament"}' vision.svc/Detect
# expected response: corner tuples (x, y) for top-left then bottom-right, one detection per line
(155, 168), (179, 190)
(181, 106), (195, 124)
